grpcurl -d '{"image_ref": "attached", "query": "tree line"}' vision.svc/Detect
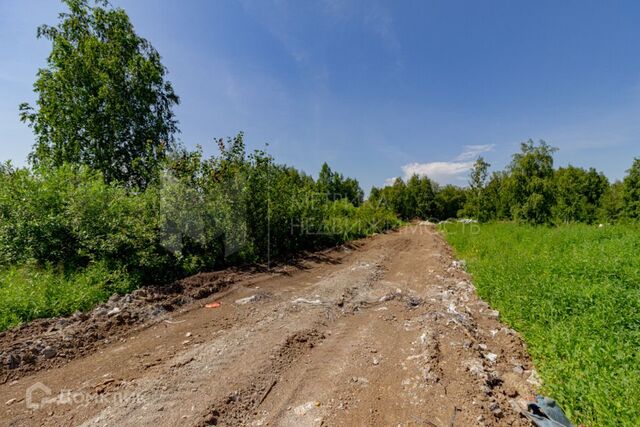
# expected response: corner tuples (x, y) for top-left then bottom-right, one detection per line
(0, 0), (399, 324)
(370, 140), (639, 225)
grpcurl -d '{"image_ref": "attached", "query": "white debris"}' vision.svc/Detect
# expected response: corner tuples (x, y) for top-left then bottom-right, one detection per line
(235, 295), (258, 305)
(458, 218), (478, 224)
(486, 309), (500, 319)
(293, 401), (320, 416)
(419, 333), (428, 346)
(292, 298), (324, 306)
(485, 353), (498, 363)
(447, 302), (458, 314)
(451, 260), (467, 270)
(107, 307), (121, 316)
(527, 369), (542, 387)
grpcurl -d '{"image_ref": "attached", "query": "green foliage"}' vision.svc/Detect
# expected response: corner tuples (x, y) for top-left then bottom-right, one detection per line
(599, 181), (624, 223)
(0, 261), (134, 331)
(553, 166), (608, 224)
(433, 184), (467, 220)
(462, 157), (491, 221)
(0, 136), (399, 330)
(19, 0), (179, 188)
(623, 158), (640, 219)
(481, 171), (511, 220)
(441, 223), (640, 426)
(0, 164), (164, 278)
(506, 139), (557, 224)
(316, 162), (364, 206)
(370, 175), (440, 220)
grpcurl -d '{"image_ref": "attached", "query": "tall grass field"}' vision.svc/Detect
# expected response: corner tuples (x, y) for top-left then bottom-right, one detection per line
(441, 223), (640, 426)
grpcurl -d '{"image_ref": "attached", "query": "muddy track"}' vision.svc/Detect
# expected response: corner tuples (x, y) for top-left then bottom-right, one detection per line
(0, 225), (539, 426)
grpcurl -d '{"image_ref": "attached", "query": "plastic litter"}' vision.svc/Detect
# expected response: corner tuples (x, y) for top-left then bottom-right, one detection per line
(523, 395), (574, 427)
(205, 302), (221, 309)
(292, 298), (324, 305)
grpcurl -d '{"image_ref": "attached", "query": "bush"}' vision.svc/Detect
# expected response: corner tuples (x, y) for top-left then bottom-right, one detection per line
(0, 141), (400, 330)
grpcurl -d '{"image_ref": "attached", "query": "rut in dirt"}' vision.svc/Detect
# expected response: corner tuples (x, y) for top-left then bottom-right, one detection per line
(0, 225), (539, 427)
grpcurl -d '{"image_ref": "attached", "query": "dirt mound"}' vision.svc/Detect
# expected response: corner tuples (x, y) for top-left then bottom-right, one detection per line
(0, 271), (242, 382)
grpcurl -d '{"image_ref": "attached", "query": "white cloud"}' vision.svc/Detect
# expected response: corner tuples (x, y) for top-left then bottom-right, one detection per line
(454, 144), (495, 161)
(401, 161), (474, 185)
(384, 177), (398, 186)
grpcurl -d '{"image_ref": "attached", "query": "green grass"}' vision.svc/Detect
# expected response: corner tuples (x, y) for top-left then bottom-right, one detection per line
(441, 222), (640, 426)
(0, 262), (135, 331)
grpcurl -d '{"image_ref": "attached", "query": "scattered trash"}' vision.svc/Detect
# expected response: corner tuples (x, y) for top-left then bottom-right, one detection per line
(451, 260), (467, 270)
(419, 332), (428, 345)
(107, 307), (121, 317)
(522, 395), (574, 427)
(372, 357), (380, 365)
(379, 293), (395, 302)
(235, 295), (258, 305)
(5, 398), (16, 406)
(292, 298), (324, 306)
(484, 352), (498, 363)
(205, 302), (222, 309)
(185, 332), (192, 338)
(486, 309), (500, 319)
(163, 319), (186, 324)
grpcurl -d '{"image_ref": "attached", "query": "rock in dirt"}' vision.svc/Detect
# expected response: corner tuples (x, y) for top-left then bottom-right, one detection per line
(6, 354), (20, 369)
(42, 346), (57, 359)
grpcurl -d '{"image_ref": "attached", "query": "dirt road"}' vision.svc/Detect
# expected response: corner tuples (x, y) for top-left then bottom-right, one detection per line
(0, 224), (538, 426)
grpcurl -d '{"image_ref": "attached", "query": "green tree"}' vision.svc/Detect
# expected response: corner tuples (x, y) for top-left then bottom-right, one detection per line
(482, 171), (510, 220)
(554, 166), (608, 224)
(369, 178), (408, 219)
(463, 157), (491, 221)
(622, 158), (640, 219)
(316, 162), (364, 206)
(20, 0), (179, 188)
(434, 185), (467, 220)
(599, 181), (624, 223)
(405, 174), (436, 219)
(505, 139), (557, 224)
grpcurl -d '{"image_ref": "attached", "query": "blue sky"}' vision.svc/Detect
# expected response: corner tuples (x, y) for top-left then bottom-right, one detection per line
(1, 0), (639, 190)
